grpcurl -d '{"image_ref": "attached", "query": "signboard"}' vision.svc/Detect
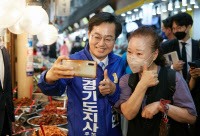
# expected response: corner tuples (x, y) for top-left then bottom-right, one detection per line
(57, 0), (71, 16)
(26, 34), (34, 76)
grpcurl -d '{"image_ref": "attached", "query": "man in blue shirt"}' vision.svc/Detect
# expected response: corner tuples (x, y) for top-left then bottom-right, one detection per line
(38, 12), (125, 136)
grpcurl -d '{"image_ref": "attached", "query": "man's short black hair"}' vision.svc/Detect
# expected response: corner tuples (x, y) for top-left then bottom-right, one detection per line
(172, 12), (193, 27)
(162, 16), (173, 29)
(88, 12), (122, 39)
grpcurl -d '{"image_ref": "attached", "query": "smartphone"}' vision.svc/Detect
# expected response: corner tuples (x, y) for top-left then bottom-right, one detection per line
(62, 59), (97, 79)
(188, 62), (197, 69)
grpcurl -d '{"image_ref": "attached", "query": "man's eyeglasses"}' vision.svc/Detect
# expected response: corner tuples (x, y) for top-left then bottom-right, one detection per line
(91, 34), (115, 45)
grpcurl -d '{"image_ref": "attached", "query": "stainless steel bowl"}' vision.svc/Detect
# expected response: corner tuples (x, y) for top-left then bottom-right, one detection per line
(27, 115), (68, 128)
(24, 127), (68, 136)
(14, 116), (26, 124)
(14, 106), (37, 120)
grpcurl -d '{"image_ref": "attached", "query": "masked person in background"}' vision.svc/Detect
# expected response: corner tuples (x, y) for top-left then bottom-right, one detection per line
(114, 26), (197, 136)
(161, 12), (200, 80)
(161, 16), (176, 42)
(38, 12), (126, 136)
(0, 32), (15, 136)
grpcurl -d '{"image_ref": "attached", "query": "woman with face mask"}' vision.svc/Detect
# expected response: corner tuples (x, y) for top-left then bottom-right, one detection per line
(114, 26), (197, 136)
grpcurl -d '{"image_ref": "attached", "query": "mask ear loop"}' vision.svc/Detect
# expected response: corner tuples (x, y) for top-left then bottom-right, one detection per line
(145, 50), (156, 67)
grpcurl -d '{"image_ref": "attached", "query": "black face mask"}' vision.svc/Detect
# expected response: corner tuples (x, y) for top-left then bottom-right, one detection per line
(174, 31), (187, 40)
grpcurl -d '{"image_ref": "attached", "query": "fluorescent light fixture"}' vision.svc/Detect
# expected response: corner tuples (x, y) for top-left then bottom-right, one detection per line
(190, 0), (195, 4)
(157, 5), (161, 14)
(174, 10), (178, 14)
(181, 6), (186, 12)
(168, 0), (173, 11)
(134, 8), (139, 12)
(125, 17), (129, 23)
(139, 10), (143, 19)
(136, 13), (139, 20)
(121, 13), (126, 16)
(132, 14), (136, 21)
(187, 4), (192, 10)
(175, 0), (180, 8)
(194, 2), (199, 9)
(182, 0), (187, 6)
(161, 0), (167, 1)
(152, 7), (156, 15)
(162, 4), (167, 12)
(194, 2), (199, 8)
(149, 3), (154, 6)
(127, 11), (132, 14)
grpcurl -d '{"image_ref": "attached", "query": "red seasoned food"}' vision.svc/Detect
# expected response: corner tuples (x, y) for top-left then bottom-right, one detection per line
(31, 126), (67, 136)
(30, 114), (68, 125)
(45, 101), (67, 108)
(14, 97), (33, 106)
(40, 106), (67, 115)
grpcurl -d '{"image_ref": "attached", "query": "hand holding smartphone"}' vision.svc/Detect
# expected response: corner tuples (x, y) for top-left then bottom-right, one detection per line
(188, 62), (197, 69)
(62, 59), (97, 79)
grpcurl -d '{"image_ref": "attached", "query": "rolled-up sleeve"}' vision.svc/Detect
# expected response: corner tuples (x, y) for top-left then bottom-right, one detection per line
(173, 72), (197, 116)
(114, 74), (132, 112)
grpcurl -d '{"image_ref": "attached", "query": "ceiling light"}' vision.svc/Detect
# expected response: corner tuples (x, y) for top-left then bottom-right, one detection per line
(127, 11), (132, 14)
(181, 6), (186, 12)
(168, 0), (173, 11)
(157, 5), (161, 14)
(149, 3), (154, 6)
(136, 13), (139, 20)
(190, 0), (195, 4)
(175, 0), (180, 8)
(174, 9), (178, 14)
(187, 4), (192, 10)
(121, 13), (126, 17)
(182, 0), (187, 6)
(162, 4), (167, 12)
(134, 8), (139, 12)
(139, 10), (143, 19)
(194, 2), (199, 8)
(152, 7), (156, 15)
(125, 17), (129, 23)
(132, 14), (136, 21)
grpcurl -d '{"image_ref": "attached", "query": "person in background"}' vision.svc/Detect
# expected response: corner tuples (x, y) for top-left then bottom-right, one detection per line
(0, 35), (15, 136)
(121, 33), (132, 74)
(161, 12), (200, 80)
(162, 16), (176, 42)
(60, 41), (69, 56)
(115, 26), (196, 136)
(188, 59), (200, 136)
(38, 12), (126, 136)
(49, 42), (57, 60)
(70, 36), (83, 54)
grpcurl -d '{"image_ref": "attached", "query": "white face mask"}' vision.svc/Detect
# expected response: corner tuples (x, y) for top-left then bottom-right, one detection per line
(127, 52), (155, 73)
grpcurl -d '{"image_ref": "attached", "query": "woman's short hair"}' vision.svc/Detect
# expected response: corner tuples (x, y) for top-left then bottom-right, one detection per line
(131, 26), (166, 67)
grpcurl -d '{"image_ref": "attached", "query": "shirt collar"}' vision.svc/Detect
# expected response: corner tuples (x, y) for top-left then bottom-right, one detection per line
(178, 37), (192, 45)
(90, 52), (108, 66)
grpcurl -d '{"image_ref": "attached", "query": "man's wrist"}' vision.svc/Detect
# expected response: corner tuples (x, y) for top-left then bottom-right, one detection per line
(45, 71), (55, 84)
